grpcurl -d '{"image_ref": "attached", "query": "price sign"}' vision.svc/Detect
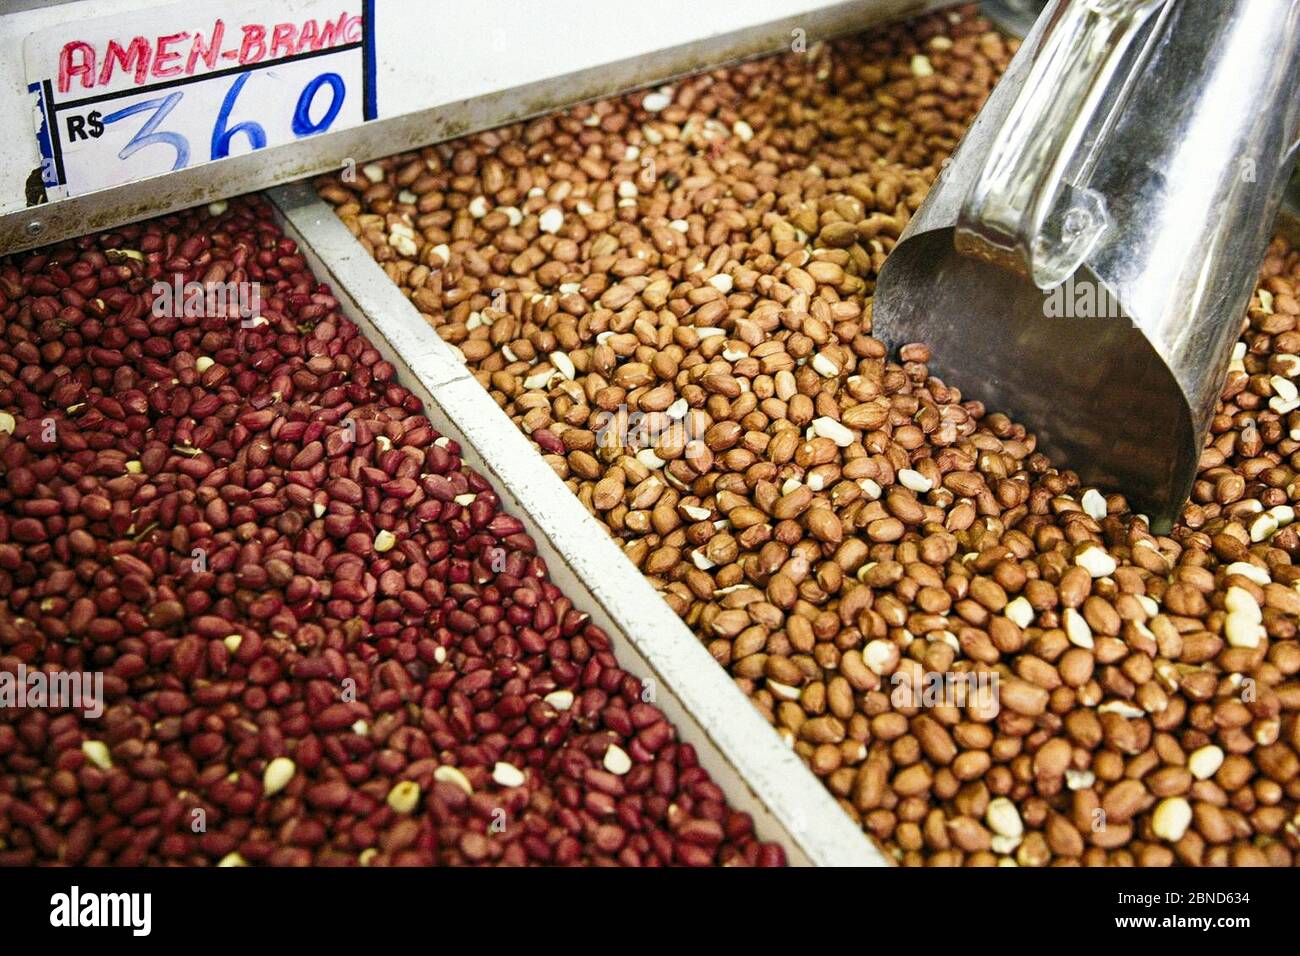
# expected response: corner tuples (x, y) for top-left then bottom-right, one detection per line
(25, 0), (377, 199)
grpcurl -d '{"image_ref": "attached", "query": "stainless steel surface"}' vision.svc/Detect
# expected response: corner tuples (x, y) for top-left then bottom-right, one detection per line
(875, 0), (1300, 530)
(1283, 176), (1300, 246)
(956, 0), (1163, 289)
(981, 0), (1048, 36)
(0, 0), (959, 256)
(1285, 148), (1300, 208)
(268, 181), (887, 867)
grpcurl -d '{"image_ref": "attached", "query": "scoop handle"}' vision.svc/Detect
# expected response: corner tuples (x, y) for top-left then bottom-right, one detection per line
(955, 0), (1165, 290)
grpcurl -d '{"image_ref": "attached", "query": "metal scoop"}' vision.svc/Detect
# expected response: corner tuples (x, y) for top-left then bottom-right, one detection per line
(874, 0), (1300, 530)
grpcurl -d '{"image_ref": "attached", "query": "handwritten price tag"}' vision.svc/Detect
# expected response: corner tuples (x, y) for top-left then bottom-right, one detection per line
(25, 0), (377, 199)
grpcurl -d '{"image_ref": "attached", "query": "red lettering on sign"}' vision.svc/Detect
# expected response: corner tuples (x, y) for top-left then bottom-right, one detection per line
(296, 20), (320, 53)
(318, 13), (350, 48)
(238, 24), (266, 65)
(49, 9), (361, 92)
(342, 13), (363, 44)
(98, 37), (152, 87)
(186, 20), (225, 74)
(57, 41), (96, 93)
(269, 22), (297, 59)
(152, 31), (189, 78)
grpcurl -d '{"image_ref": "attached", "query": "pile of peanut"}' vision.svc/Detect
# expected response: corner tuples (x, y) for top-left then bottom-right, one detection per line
(320, 4), (1300, 865)
(0, 200), (782, 867)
